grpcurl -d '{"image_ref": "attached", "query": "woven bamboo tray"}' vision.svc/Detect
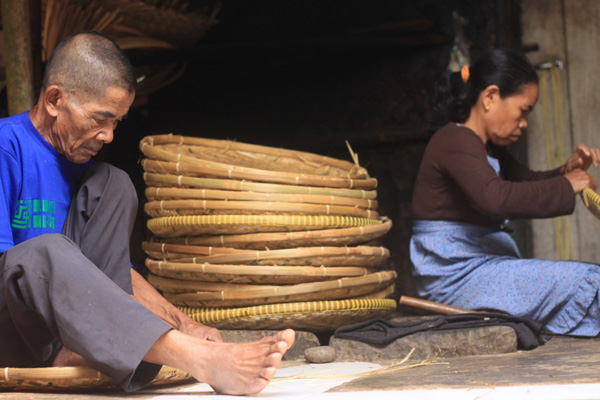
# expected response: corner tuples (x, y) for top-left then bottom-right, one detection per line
(155, 217), (392, 249)
(141, 158), (377, 190)
(143, 172), (378, 200)
(179, 298), (397, 332)
(145, 187), (378, 209)
(582, 187), (600, 219)
(141, 134), (369, 177)
(146, 258), (372, 284)
(0, 365), (192, 392)
(140, 135), (377, 189)
(153, 270), (396, 307)
(143, 243), (389, 267)
(148, 214), (383, 237)
(144, 199), (379, 219)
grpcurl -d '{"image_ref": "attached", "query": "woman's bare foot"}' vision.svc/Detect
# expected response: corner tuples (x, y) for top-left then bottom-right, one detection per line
(145, 328), (295, 395)
(51, 346), (89, 367)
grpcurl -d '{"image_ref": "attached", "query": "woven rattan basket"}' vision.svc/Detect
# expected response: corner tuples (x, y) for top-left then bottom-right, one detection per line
(144, 199), (379, 219)
(154, 217), (392, 249)
(145, 187), (377, 209)
(143, 172), (378, 199)
(152, 270), (396, 307)
(179, 298), (397, 332)
(0, 365), (191, 392)
(582, 187), (600, 219)
(140, 135), (377, 189)
(146, 258), (372, 284)
(143, 243), (389, 267)
(147, 214), (383, 237)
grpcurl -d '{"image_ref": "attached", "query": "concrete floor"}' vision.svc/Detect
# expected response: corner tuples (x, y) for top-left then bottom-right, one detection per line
(2, 335), (599, 399)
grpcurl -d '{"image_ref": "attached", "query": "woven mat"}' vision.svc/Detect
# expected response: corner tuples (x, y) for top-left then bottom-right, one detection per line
(179, 298), (397, 332)
(0, 365), (192, 392)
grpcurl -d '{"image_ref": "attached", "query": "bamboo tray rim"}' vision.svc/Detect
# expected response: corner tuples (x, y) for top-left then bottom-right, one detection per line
(144, 187), (378, 209)
(141, 158), (378, 190)
(144, 199), (379, 219)
(152, 270), (397, 299)
(157, 217), (392, 249)
(0, 365), (191, 391)
(179, 298), (397, 324)
(140, 134), (364, 173)
(146, 258), (372, 277)
(143, 172), (378, 199)
(148, 214), (383, 231)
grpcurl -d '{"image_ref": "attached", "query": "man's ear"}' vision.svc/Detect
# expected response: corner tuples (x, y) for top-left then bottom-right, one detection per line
(43, 85), (66, 117)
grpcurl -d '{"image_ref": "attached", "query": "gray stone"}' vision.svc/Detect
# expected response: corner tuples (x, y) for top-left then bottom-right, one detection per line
(304, 346), (336, 363)
(220, 330), (320, 361)
(329, 324), (517, 362)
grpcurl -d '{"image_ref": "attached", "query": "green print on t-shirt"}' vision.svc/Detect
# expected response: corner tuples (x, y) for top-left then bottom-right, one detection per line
(11, 199), (56, 229)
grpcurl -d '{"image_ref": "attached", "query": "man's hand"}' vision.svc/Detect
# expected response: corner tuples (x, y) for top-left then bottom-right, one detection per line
(565, 144), (600, 172)
(565, 169), (598, 193)
(180, 321), (224, 342)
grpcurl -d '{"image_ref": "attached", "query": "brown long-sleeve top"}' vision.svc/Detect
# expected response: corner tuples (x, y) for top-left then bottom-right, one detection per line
(412, 123), (576, 226)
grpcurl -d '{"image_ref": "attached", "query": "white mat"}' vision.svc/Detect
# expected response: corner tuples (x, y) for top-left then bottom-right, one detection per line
(152, 362), (600, 400)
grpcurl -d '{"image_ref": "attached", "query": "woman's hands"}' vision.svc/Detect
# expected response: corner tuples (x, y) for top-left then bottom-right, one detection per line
(565, 169), (598, 193)
(563, 144), (600, 193)
(564, 144), (600, 173)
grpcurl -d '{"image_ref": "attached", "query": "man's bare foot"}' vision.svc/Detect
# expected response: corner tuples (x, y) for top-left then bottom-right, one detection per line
(201, 329), (295, 395)
(51, 346), (89, 367)
(146, 328), (295, 395)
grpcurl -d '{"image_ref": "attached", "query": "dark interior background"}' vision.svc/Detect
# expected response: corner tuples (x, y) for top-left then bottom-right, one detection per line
(94, 0), (526, 301)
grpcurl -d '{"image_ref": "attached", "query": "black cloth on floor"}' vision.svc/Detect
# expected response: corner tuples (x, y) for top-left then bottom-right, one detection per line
(333, 313), (546, 350)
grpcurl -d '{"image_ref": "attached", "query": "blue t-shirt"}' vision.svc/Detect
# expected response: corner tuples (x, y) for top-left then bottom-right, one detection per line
(0, 112), (91, 252)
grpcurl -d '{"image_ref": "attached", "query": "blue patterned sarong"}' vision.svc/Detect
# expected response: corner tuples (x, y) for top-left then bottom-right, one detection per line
(410, 220), (600, 336)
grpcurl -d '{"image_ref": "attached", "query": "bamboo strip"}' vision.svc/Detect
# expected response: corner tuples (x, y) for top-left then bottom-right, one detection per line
(142, 242), (389, 267)
(155, 270), (396, 307)
(145, 187), (377, 209)
(143, 171), (378, 199)
(144, 199), (379, 219)
(141, 156), (377, 189)
(146, 258), (372, 284)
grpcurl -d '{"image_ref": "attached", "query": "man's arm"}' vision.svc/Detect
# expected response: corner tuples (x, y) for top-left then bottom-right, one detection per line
(130, 268), (223, 342)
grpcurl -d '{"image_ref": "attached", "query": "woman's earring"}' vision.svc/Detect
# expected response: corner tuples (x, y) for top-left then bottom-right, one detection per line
(485, 104), (490, 111)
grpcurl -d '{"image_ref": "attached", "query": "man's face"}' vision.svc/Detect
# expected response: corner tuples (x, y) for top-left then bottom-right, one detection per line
(56, 86), (135, 164)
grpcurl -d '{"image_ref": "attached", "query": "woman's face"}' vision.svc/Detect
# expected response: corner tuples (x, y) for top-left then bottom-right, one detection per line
(486, 83), (539, 146)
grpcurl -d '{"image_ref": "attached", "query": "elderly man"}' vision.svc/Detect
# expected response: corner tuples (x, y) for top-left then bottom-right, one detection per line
(0, 31), (294, 394)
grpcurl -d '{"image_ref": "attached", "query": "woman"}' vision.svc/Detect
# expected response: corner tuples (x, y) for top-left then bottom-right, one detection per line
(410, 48), (600, 336)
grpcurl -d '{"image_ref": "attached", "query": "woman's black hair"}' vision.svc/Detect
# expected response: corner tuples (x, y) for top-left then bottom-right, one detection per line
(430, 48), (539, 133)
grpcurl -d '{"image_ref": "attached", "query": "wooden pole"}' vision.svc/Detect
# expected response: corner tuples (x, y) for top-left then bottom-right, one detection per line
(2, 0), (35, 115)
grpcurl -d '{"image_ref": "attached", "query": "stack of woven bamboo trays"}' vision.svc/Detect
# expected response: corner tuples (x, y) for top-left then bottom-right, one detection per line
(140, 134), (397, 332)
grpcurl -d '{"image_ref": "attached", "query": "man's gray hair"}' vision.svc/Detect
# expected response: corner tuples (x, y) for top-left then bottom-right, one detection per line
(42, 31), (136, 101)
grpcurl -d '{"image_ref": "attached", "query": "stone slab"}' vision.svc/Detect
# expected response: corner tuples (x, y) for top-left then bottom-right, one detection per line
(329, 321), (517, 362)
(220, 330), (320, 361)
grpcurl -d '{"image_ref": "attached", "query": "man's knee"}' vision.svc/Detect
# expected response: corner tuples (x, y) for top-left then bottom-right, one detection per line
(84, 163), (137, 207)
(3, 234), (78, 267)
